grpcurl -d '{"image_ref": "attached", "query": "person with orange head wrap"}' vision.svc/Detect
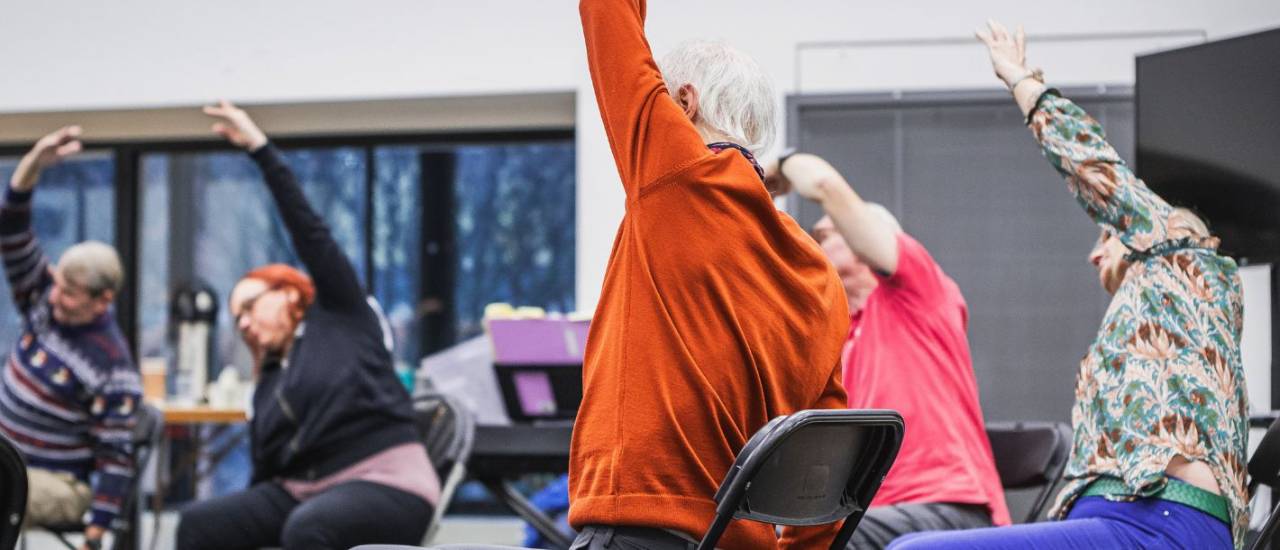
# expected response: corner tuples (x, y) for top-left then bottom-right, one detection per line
(175, 102), (439, 550)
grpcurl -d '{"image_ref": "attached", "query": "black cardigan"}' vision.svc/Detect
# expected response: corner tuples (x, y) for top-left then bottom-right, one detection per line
(247, 144), (419, 484)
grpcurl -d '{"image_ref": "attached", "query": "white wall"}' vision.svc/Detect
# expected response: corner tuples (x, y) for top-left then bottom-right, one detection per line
(2, 0), (1278, 310)
(1242, 265), (1273, 413)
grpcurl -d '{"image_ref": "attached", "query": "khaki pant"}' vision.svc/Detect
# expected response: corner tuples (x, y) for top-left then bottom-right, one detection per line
(23, 467), (91, 528)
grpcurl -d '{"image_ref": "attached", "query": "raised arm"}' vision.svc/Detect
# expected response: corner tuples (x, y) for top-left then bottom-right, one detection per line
(202, 101), (367, 312)
(977, 21), (1175, 250)
(766, 154), (900, 275)
(579, 0), (710, 195)
(0, 127), (82, 312)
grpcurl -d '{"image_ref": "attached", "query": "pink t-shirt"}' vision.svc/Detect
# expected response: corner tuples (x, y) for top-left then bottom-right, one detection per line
(844, 233), (1010, 526)
(281, 442), (441, 506)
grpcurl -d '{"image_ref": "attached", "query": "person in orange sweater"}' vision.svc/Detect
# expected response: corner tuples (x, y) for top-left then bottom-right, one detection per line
(570, 1), (852, 548)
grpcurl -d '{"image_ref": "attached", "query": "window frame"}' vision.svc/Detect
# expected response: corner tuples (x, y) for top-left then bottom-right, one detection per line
(0, 127), (575, 360)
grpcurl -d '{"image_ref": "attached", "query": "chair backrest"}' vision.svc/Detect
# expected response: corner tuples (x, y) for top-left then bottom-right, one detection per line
(0, 433), (27, 550)
(985, 421), (1072, 523)
(132, 403), (164, 467)
(412, 388), (478, 544)
(412, 390), (476, 482)
(105, 403), (165, 546)
(697, 409), (905, 550)
(1250, 417), (1280, 494)
(1247, 416), (1280, 550)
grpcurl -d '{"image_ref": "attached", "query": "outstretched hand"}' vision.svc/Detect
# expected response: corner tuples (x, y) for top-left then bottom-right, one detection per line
(10, 126), (83, 192)
(203, 99), (268, 151)
(975, 19), (1030, 88)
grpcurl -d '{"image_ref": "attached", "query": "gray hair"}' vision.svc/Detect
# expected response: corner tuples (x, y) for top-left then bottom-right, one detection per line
(57, 241), (123, 296)
(659, 40), (777, 154)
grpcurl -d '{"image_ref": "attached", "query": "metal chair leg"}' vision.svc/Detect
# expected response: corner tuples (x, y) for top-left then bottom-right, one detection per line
(1250, 501), (1280, 550)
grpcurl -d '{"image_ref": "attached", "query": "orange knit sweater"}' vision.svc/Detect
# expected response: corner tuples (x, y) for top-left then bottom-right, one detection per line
(569, 1), (851, 548)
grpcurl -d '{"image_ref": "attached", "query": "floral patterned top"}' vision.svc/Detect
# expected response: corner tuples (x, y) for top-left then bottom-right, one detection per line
(1030, 91), (1249, 547)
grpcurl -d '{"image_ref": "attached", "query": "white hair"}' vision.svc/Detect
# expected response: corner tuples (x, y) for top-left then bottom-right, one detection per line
(57, 241), (123, 295)
(659, 40), (777, 154)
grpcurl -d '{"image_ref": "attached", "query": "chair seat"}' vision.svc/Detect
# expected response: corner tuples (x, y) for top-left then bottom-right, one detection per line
(351, 545), (536, 550)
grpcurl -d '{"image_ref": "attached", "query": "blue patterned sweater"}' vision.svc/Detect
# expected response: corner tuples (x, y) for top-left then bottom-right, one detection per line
(0, 186), (140, 529)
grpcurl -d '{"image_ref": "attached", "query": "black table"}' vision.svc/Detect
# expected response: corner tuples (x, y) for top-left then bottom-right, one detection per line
(470, 423), (574, 549)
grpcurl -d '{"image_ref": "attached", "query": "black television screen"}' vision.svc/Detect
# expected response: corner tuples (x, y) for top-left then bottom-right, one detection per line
(1136, 27), (1280, 262)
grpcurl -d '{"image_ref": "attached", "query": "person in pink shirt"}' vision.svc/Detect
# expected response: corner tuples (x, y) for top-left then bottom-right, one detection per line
(768, 153), (1011, 549)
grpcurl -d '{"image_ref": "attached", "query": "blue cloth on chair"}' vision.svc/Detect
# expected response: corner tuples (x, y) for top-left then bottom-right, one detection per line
(522, 474), (575, 547)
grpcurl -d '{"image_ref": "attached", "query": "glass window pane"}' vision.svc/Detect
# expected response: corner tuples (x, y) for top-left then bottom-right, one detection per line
(0, 153), (115, 350)
(372, 146), (423, 366)
(371, 140), (577, 361)
(453, 142), (576, 340)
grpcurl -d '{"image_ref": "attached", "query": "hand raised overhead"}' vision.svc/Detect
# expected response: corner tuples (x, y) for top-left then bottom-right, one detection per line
(202, 99), (268, 151)
(975, 19), (1030, 89)
(11, 126), (83, 192)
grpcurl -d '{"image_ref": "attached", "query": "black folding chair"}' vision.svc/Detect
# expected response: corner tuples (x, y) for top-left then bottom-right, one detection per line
(1247, 415), (1280, 550)
(362, 408), (905, 550)
(696, 409), (903, 550)
(985, 421), (1072, 523)
(411, 388), (477, 545)
(0, 434), (28, 550)
(35, 403), (164, 550)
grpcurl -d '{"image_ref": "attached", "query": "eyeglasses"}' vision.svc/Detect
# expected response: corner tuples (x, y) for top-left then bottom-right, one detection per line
(233, 286), (279, 324)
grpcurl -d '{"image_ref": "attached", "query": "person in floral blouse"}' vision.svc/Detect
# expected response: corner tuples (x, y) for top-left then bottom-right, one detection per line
(889, 21), (1248, 550)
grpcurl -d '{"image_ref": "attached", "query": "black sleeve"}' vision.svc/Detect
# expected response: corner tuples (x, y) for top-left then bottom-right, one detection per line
(249, 143), (366, 311)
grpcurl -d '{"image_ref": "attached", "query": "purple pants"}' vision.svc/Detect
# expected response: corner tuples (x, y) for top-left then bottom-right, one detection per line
(885, 496), (1231, 550)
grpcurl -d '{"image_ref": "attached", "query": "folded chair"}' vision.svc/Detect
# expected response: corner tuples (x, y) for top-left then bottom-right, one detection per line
(411, 388), (477, 544)
(985, 421), (1072, 523)
(0, 434), (27, 550)
(1247, 415), (1280, 550)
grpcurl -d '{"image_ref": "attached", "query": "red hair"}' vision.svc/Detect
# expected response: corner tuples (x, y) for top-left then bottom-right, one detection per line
(240, 264), (316, 321)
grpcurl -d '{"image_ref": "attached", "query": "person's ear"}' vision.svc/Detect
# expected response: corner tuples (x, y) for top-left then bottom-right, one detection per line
(284, 287), (300, 304)
(93, 289), (115, 314)
(677, 83), (700, 122)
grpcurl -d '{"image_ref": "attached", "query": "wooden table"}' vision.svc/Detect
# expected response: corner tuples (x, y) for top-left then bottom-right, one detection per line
(159, 404), (248, 425)
(153, 404), (249, 487)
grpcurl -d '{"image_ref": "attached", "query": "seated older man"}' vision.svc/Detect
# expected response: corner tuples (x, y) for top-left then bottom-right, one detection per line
(0, 126), (140, 550)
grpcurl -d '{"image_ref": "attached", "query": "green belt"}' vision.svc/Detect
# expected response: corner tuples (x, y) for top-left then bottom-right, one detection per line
(1082, 476), (1230, 525)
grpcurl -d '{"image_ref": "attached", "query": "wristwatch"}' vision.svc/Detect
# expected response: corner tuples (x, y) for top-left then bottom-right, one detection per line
(776, 147), (799, 174)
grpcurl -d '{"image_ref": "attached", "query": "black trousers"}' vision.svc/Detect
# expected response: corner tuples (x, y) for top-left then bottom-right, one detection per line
(847, 502), (993, 550)
(175, 480), (432, 550)
(571, 525), (700, 549)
